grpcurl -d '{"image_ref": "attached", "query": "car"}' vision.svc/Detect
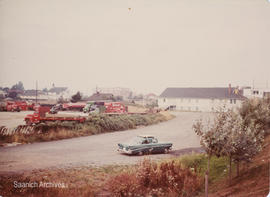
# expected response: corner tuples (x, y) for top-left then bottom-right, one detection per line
(117, 135), (173, 155)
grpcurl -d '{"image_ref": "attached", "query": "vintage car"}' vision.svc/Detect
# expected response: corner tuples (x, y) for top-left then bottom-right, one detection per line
(117, 135), (173, 155)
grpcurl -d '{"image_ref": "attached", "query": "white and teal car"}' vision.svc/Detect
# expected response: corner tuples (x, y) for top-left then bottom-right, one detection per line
(118, 135), (173, 155)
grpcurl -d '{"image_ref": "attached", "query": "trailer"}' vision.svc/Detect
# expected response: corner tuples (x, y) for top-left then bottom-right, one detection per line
(24, 105), (86, 125)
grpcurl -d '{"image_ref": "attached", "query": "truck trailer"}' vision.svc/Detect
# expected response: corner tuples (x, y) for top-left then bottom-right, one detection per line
(24, 105), (86, 125)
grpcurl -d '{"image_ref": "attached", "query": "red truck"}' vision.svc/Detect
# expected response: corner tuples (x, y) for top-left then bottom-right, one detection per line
(1, 101), (30, 112)
(24, 105), (86, 125)
(104, 102), (126, 113)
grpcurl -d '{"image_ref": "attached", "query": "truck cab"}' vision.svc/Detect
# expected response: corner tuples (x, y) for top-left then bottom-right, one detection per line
(24, 106), (51, 125)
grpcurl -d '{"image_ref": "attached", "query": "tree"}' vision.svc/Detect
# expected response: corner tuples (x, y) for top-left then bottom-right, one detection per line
(71, 91), (82, 103)
(11, 81), (24, 91)
(193, 108), (264, 195)
(42, 88), (48, 92)
(239, 98), (270, 134)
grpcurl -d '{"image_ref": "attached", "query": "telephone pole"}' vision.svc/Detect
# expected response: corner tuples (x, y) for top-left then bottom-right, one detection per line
(36, 80), (38, 104)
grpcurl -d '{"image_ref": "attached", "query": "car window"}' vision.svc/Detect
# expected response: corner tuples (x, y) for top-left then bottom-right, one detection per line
(152, 138), (158, 143)
(142, 139), (148, 144)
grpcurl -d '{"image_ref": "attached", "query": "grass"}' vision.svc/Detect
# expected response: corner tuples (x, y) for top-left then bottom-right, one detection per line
(0, 112), (174, 145)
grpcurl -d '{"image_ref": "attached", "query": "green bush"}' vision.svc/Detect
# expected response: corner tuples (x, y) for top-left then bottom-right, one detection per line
(0, 113), (170, 144)
(179, 154), (231, 183)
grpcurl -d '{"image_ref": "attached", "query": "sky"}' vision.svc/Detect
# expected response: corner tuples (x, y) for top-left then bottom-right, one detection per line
(0, 0), (270, 96)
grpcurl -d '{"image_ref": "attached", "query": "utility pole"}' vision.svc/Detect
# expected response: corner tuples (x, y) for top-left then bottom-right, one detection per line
(36, 80), (38, 104)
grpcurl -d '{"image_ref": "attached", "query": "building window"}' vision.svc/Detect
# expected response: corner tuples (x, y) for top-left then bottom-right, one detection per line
(253, 91), (259, 95)
(163, 98), (166, 102)
(230, 99), (233, 104)
(234, 99), (236, 104)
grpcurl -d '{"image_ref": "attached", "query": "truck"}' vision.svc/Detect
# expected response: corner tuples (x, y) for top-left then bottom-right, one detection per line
(83, 102), (126, 114)
(83, 101), (105, 113)
(24, 105), (86, 125)
(0, 100), (31, 112)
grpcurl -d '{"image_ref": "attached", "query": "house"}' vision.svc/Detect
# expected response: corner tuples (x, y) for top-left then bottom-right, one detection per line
(243, 87), (270, 99)
(158, 86), (245, 112)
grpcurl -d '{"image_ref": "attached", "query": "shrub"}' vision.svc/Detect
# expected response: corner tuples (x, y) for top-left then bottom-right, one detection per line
(107, 159), (202, 197)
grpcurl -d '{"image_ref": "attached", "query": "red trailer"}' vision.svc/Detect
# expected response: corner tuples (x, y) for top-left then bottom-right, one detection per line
(24, 106), (86, 125)
(104, 102), (126, 113)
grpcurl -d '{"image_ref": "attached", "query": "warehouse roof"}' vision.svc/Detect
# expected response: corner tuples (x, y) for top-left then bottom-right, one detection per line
(160, 87), (245, 99)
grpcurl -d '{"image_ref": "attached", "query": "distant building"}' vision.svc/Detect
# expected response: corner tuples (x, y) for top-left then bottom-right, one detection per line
(49, 87), (68, 94)
(97, 87), (132, 100)
(243, 87), (270, 99)
(88, 92), (114, 101)
(20, 86), (70, 104)
(158, 86), (245, 112)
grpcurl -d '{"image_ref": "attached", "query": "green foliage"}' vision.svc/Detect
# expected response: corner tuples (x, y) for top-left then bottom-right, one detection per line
(193, 108), (264, 164)
(179, 154), (231, 183)
(239, 98), (270, 135)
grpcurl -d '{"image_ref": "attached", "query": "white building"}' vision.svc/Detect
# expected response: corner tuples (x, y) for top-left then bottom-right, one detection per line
(243, 87), (270, 99)
(158, 87), (245, 112)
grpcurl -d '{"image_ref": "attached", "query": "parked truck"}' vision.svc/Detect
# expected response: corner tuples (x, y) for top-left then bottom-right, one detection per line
(83, 102), (126, 114)
(24, 105), (86, 125)
(0, 100), (32, 112)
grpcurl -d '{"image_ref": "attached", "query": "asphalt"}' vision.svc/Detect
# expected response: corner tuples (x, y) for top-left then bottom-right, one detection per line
(0, 112), (212, 173)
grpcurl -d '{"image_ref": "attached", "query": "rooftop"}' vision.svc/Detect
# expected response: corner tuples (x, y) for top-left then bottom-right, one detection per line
(160, 87), (244, 99)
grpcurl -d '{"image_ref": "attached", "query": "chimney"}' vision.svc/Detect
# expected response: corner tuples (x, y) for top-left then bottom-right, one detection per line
(228, 84), (232, 96)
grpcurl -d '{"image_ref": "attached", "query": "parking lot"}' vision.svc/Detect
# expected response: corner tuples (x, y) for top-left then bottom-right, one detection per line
(0, 111), (212, 173)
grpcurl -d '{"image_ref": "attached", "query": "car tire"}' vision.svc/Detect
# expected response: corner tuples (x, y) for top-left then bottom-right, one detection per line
(164, 148), (169, 154)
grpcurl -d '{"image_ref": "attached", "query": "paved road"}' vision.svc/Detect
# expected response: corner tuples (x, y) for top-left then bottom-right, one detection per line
(0, 112), (212, 173)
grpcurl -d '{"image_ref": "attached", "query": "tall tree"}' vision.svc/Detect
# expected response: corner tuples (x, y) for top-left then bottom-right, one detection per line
(11, 81), (24, 91)
(71, 91), (82, 103)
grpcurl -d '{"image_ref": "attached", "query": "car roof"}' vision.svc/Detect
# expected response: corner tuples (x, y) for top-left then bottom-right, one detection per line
(138, 135), (155, 138)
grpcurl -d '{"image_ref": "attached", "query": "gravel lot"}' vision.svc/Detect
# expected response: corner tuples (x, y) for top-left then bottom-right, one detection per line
(0, 112), (213, 173)
(0, 111), (32, 128)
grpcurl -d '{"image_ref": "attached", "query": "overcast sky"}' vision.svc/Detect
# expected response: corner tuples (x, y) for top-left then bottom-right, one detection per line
(0, 0), (270, 95)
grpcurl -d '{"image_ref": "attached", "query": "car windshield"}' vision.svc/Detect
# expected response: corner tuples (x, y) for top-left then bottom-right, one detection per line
(126, 137), (144, 145)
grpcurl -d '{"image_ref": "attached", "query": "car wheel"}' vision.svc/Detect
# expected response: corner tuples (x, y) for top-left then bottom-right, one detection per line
(164, 148), (169, 154)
